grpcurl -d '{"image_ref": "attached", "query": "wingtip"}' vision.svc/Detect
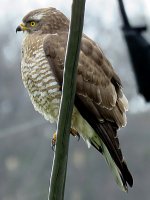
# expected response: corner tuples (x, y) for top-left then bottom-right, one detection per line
(122, 161), (133, 188)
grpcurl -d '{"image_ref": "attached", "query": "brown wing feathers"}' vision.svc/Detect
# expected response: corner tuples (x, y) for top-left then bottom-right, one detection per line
(44, 33), (133, 188)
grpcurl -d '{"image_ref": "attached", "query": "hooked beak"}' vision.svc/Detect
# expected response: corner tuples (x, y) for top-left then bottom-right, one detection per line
(16, 23), (28, 33)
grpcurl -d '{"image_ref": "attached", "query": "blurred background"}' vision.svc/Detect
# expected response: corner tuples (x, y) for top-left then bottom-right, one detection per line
(0, 0), (150, 199)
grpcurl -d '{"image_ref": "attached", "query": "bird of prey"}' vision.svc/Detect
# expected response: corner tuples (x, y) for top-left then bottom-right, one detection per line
(16, 7), (133, 191)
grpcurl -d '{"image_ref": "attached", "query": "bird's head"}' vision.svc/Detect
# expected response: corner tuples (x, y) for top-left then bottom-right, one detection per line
(16, 7), (69, 34)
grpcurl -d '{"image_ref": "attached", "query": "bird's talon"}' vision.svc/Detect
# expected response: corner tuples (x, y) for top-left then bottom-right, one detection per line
(51, 144), (55, 151)
(76, 133), (80, 141)
(70, 128), (80, 142)
(51, 140), (56, 151)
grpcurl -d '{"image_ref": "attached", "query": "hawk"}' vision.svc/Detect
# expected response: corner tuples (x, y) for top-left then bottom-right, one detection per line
(16, 7), (133, 191)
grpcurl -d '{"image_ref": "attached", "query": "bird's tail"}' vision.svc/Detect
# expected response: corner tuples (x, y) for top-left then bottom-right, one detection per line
(90, 132), (133, 192)
(74, 96), (133, 191)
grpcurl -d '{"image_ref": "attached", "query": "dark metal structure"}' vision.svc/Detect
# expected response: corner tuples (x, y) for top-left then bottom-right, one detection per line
(118, 0), (150, 101)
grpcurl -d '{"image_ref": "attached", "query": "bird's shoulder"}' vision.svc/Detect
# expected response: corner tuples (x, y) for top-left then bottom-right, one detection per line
(43, 31), (120, 83)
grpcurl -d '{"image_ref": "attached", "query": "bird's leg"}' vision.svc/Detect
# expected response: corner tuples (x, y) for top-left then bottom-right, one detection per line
(51, 128), (80, 150)
(51, 132), (57, 151)
(70, 128), (80, 141)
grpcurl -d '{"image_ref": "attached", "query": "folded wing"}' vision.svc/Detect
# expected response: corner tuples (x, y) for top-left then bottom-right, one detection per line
(43, 32), (133, 191)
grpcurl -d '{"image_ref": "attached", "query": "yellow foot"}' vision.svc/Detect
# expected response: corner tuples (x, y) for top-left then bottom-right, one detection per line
(51, 128), (80, 151)
(51, 132), (57, 151)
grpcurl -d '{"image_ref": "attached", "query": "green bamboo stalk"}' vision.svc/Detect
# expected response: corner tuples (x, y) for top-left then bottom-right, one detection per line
(48, 0), (86, 200)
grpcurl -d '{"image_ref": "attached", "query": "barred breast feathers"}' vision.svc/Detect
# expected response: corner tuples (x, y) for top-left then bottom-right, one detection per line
(21, 34), (61, 122)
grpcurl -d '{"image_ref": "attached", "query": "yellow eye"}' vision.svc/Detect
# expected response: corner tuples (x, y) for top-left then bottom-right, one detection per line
(30, 21), (36, 27)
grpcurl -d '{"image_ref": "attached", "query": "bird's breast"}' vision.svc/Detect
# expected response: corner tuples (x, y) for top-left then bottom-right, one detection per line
(21, 36), (61, 122)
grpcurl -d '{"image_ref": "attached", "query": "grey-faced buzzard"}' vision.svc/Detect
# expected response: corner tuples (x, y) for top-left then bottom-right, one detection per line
(16, 7), (133, 191)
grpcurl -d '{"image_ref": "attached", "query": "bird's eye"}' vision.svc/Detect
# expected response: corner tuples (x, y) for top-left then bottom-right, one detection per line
(30, 21), (36, 27)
